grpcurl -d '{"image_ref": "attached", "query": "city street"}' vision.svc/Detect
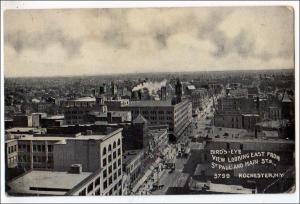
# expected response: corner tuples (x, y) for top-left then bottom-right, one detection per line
(151, 157), (188, 195)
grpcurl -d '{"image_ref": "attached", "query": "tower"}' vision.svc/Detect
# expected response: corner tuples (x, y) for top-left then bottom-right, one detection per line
(160, 86), (167, 101)
(111, 81), (117, 97)
(175, 79), (182, 103)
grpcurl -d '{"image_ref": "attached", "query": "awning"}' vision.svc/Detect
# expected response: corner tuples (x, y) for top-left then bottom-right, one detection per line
(131, 158), (162, 193)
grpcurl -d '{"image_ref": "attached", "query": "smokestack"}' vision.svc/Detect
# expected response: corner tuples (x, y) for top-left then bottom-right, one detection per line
(175, 79), (182, 103)
(138, 90), (142, 100)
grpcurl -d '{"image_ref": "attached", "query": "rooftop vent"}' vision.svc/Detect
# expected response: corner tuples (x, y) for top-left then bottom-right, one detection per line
(68, 164), (82, 174)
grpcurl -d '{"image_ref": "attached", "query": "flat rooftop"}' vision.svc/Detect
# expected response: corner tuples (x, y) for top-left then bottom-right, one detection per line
(6, 127), (37, 133)
(212, 137), (294, 144)
(17, 128), (122, 142)
(123, 149), (144, 166)
(190, 180), (253, 194)
(70, 97), (96, 102)
(44, 115), (64, 120)
(126, 100), (172, 107)
(8, 170), (92, 196)
(18, 134), (105, 142)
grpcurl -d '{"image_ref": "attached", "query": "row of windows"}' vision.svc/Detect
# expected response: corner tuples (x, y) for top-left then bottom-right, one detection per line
(7, 145), (17, 154)
(79, 176), (101, 196)
(134, 110), (173, 115)
(103, 158), (122, 176)
(102, 140), (121, 155)
(65, 110), (84, 114)
(66, 116), (83, 120)
(103, 172), (122, 190)
(18, 155), (53, 163)
(7, 156), (17, 164)
(18, 144), (53, 153)
(103, 149), (121, 166)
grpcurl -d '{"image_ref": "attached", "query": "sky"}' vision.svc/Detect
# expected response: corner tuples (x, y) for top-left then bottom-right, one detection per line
(4, 6), (295, 77)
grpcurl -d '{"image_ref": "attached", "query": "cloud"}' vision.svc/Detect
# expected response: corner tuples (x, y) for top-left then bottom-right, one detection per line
(197, 10), (257, 59)
(4, 7), (295, 77)
(5, 28), (82, 57)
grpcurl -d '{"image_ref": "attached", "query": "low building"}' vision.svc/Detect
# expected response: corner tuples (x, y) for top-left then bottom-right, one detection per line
(122, 150), (144, 193)
(61, 97), (107, 125)
(40, 115), (65, 128)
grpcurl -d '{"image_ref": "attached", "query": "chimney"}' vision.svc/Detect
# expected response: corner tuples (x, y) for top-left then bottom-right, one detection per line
(86, 130), (93, 135)
(256, 96), (260, 111)
(68, 164), (82, 174)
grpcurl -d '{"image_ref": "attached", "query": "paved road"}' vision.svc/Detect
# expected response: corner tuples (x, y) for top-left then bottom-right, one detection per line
(151, 157), (188, 195)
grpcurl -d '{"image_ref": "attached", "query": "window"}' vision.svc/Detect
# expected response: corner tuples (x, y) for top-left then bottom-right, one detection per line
(103, 181), (107, 189)
(33, 145), (37, 152)
(48, 145), (53, 152)
(113, 152), (116, 159)
(108, 155), (112, 163)
(118, 168), (122, 176)
(117, 148), (121, 156)
(37, 145), (41, 152)
(87, 183), (93, 193)
(95, 177), (100, 187)
(114, 184), (117, 191)
(109, 165), (112, 174)
(118, 158), (121, 166)
(114, 172), (117, 180)
(103, 169), (107, 178)
(109, 176), (112, 185)
(102, 158), (107, 167)
(102, 147), (107, 155)
(113, 162), (117, 170)
(42, 145), (45, 152)
(79, 189), (86, 196)
(48, 156), (53, 163)
(95, 188), (100, 195)
(108, 144), (112, 152)
(117, 139), (121, 146)
(113, 141), (116, 149)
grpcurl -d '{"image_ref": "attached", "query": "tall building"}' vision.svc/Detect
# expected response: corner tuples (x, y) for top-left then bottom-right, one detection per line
(175, 79), (183, 103)
(111, 81), (118, 97)
(6, 128), (123, 196)
(160, 86), (167, 101)
(123, 99), (192, 141)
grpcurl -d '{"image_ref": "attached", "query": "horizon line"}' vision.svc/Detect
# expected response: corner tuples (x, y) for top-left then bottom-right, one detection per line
(4, 67), (294, 79)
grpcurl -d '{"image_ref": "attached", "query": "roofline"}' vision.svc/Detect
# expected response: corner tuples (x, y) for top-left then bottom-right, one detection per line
(65, 168), (102, 195)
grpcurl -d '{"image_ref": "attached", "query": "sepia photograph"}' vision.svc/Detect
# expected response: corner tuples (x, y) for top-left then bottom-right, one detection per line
(1, 1), (299, 203)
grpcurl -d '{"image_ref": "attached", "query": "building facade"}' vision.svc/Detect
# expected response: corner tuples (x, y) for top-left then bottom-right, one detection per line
(123, 99), (192, 141)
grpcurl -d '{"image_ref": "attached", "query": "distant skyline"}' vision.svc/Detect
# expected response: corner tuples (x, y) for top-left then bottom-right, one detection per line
(4, 6), (294, 77)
